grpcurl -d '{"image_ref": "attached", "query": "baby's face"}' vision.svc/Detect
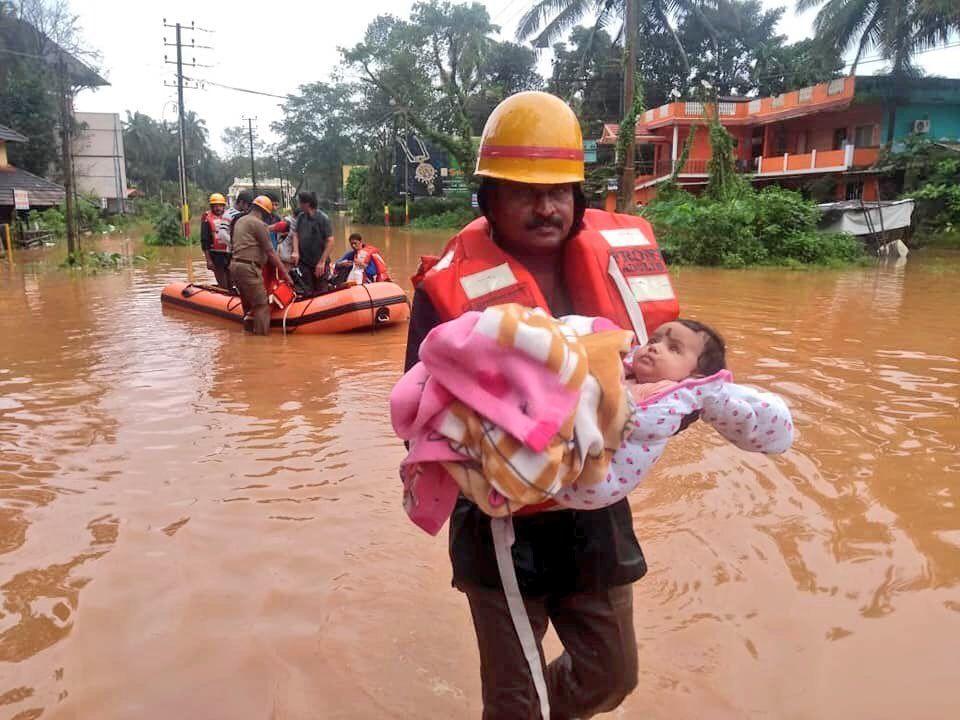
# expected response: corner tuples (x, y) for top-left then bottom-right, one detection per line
(632, 321), (706, 383)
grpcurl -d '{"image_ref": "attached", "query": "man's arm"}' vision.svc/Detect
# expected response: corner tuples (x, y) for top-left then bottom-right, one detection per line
(291, 219), (300, 266)
(200, 218), (214, 268)
(404, 288), (441, 372)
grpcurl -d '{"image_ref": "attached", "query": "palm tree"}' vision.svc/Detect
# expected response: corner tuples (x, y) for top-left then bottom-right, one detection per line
(798, 0), (960, 143)
(517, 1), (719, 210)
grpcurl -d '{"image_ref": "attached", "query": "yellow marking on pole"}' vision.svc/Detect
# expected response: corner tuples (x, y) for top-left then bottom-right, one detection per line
(3, 224), (12, 264)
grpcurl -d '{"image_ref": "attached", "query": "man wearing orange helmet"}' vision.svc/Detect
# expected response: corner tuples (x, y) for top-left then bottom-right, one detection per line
(405, 92), (680, 719)
(200, 193), (231, 289)
(229, 195), (293, 335)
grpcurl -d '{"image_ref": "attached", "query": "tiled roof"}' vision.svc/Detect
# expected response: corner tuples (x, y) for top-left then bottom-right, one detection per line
(0, 165), (66, 207)
(0, 124), (28, 143)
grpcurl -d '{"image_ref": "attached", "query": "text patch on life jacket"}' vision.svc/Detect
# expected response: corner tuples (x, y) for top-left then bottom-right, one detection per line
(609, 245), (675, 303)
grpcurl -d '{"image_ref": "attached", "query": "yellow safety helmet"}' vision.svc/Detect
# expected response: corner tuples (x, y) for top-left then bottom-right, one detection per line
(475, 91), (584, 185)
(208, 192), (227, 206)
(252, 195), (274, 214)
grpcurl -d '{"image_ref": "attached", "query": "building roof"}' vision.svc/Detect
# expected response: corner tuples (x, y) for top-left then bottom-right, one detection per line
(0, 165), (66, 207)
(0, 124), (28, 143)
(0, 15), (108, 87)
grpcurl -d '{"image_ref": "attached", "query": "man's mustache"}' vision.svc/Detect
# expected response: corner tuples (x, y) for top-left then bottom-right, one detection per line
(525, 215), (564, 230)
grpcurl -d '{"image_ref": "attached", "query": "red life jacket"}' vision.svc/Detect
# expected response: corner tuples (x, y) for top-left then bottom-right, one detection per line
(416, 208), (678, 341)
(355, 245), (391, 283)
(203, 210), (230, 252)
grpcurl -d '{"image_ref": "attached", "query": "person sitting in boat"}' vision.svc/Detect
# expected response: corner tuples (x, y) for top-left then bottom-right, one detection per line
(333, 233), (392, 284)
(200, 193), (231, 289)
(270, 212), (297, 269)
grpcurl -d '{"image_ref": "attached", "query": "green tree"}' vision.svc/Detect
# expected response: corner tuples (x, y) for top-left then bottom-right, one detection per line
(122, 111), (171, 197)
(753, 38), (844, 96)
(273, 80), (363, 201)
(0, 61), (59, 174)
(344, 1), (506, 180)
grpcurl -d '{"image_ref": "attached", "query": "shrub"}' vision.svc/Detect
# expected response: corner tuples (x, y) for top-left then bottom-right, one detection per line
(643, 185), (865, 267)
(144, 204), (188, 245)
(409, 207), (477, 229)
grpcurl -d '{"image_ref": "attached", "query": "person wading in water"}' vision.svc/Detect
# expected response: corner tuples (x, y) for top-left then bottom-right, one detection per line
(405, 91), (681, 719)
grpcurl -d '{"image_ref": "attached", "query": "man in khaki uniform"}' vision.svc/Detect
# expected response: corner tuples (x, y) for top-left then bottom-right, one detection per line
(229, 195), (293, 335)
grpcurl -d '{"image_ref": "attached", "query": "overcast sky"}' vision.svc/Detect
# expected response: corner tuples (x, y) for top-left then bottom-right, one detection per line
(71, 0), (959, 156)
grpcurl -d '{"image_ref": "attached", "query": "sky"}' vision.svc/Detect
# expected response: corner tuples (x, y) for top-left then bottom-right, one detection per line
(70, 0), (960, 156)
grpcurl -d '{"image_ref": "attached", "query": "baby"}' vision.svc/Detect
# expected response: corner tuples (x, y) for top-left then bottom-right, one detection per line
(556, 317), (793, 509)
(629, 319), (727, 403)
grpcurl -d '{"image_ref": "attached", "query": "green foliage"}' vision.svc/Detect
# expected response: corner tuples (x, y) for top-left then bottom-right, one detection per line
(27, 206), (66, 237)
(61, 250), (147, 272)
(409, 196), (471, 218)
(144, 205), (187, 246)
(26, 196), (106, 238)
(0, 61), (60, 176)
(885, 137), (960, 235)
(409, 207), (476, 229)
(644, 185), (865, 267)
(705, 105), (749, 201)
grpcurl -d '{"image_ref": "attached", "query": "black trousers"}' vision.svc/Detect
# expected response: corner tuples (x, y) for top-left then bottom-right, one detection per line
(461, 582), (639, 719)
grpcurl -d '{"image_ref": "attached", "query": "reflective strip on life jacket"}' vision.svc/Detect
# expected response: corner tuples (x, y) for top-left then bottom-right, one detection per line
(418, 209), (679, 339)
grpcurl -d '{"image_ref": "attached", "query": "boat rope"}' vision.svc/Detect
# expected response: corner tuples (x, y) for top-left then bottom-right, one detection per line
(361, 283), (377, 333)
(282, 302), (294, 336)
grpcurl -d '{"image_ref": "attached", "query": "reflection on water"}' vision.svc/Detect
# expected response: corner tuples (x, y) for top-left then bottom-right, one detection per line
(0, 221), (958, 719)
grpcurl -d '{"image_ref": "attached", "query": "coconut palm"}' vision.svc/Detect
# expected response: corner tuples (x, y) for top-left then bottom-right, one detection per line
(516, 1), (722, 210)
(798, 0), (960, 142)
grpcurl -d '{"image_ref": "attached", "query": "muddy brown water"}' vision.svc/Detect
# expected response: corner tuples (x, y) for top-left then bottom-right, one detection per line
(0, 218), (958, 719)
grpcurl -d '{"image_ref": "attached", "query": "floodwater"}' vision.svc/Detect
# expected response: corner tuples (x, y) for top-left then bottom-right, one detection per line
(0, 218), (958, 720)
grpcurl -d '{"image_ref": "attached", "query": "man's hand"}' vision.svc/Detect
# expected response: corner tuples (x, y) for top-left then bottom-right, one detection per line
(291, 251), (299, 266)
(314, 261), (325, 278)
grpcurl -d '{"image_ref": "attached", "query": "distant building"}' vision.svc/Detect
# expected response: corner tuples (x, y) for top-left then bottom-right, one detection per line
(0, 123), (66, 226)
(73, 112), (128, 213)
(598, 75), (960, 207)
(227, 177), (291, 209)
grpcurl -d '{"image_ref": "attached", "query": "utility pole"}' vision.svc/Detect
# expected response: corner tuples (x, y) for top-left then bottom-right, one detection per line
(56, 57), (77, 259)
(243, 115), (258, 193)
(163, 19), (210, 241)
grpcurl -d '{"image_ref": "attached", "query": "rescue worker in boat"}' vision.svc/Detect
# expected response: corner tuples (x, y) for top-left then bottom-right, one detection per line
(200, 193), (231, 289)
(405, 91), (679, 719)
(228, 195), (293, 336)
(290, 191), (334, 296)
(332, 233), (392, 284)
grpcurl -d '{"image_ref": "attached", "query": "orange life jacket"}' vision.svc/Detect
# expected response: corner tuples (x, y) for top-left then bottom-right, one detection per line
(204, 210), (229, 252)
(261, 265), (295, 309)
(355, 245), (391, 283)
(415, 208), (678, 342)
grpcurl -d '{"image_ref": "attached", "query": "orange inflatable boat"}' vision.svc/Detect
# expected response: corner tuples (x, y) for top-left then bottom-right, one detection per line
(160, 281), (410, 334)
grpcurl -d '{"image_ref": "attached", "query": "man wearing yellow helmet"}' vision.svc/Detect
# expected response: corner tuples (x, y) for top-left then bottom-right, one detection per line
(405, 92), (680, 718)
(201, 192), (231, 289)
(229, 195), (293, 335)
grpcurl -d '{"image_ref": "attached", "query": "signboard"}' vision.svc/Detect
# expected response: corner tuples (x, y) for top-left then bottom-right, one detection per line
(13, 189), (29, 210)
(395, 132), (447, 197)
(584, 140), (598, 164)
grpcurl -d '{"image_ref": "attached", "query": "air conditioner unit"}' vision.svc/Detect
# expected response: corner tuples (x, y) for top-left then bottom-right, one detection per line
(913, 119), (931, 134)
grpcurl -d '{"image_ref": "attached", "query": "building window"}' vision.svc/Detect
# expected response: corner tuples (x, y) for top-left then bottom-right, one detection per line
(748, 99), (761, 113)
(854, 124), (875, 147)
(833, 127), (848, 150)
(845, 181), (864, 201)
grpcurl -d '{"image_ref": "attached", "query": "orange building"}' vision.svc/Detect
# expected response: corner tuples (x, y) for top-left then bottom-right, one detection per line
(599, 76), (896, 209)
